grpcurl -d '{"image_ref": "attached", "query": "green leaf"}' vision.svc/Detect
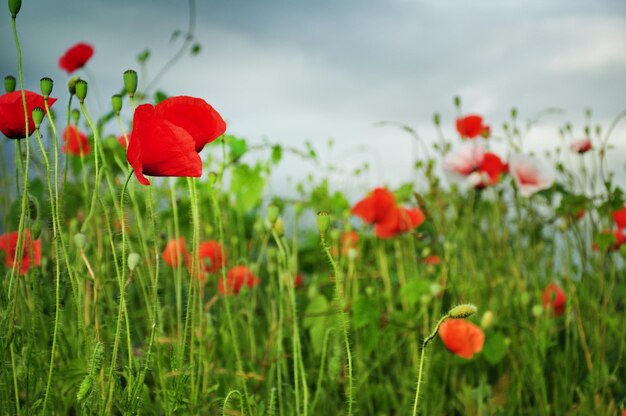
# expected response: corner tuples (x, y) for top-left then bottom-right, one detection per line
(225, 135), (248, 163)
(483, 331), (507, 365)
(229, 163), (266, 213)
(352, 296), (379, 329)
(400, 278), (431, 307)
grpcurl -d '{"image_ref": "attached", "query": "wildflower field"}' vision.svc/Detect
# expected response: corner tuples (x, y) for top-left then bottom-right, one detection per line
(1, 1), (626, 415)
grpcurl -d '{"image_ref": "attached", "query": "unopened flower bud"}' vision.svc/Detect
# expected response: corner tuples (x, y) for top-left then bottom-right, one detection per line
(481, 310), (494, 329)
(75, 80), (88, 102)
(111, 94), (122, 114)
(207, 171), (218, 186)
(453, 95), (461, 108)
(448, 303), (477, 319)
(32, 107), (44, 129)
(40, 77), (53, 99)
(511, 107), (518, 119)
(74, 233), (88, 250)
(123, 69), (138, 97)
(267, 205), (279, 224)
(9, 0), (21, 17)
(316, 211), (330, 235)
(274, 218), (285, 236)
(30, 221), (42, 240)
(71, 109), (80, 125)
(433, 112), (440, 126)
(128, 253), (141, 271)
(4, 75), (16, 93)
(68, 76), (80, 95)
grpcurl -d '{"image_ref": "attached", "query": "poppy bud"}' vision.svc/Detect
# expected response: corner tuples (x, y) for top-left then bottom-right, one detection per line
(123, 69), (138, 97)
(9, 0), (21, 17)
(453, 95), (461, 109)
(274, 218), (285, 237)
(480, 311), (494, 329)
(71, 109), (80, 125)
(4, 75), (16, 92)
(31, 221), (42, 240)
(75, 80), (88, 102)
(40, 77), (53, 99)
(207, 171), (218, 186)
(511, 107), (518, 119)
(32, 107), (44, 129)
(293, 202), (303, 215)
(329, 229), (340, 241)
(448, 303), (477, 319)
(111, 94), (122, 114)
(74, 233), (87, 250)
(68, 76), (80, 95)
(267, 205), (279, 224)
(317, 211), (330, 236)
(128, 253), (141, 271)
(531, 304), (544, 317)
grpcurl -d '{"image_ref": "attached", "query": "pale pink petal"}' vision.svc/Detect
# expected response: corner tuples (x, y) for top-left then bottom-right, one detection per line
(443, 142), (485, 177)
(509, 154), (556, 197)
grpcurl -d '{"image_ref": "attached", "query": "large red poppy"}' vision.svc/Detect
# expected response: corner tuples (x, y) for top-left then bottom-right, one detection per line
(59, 43), (94, 73)
(438, 318), (485, 359)
(127, 96), (226, 185)
(374, 206), (425, 239)
(0, 230), (42, 275)
(351, 188), (396, 224)
(0, 91), (57, 139)
(62, 125), (91, 156)
(478, 152), (508, 186)
(162, 237), (187, 267)
(456, 115), (490, 139)
(188, 240), (227, 281)
(542, 283), (566, 316)
(219, 265), (260, 295)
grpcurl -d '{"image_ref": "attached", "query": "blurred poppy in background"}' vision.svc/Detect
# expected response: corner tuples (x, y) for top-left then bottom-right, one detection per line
(438, 318), (485, 359)
(59, 42), (94, 73)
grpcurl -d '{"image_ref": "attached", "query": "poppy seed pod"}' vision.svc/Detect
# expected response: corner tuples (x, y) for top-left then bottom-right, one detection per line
(111, 94), (122, 114)
(67, 76), (80, 95)
(317, 211), (330, 235)
(74, 80), (88, 102)
(123, 70), (138, 97)
(448, 303), (478, 319)
(4, 75), (16, 93)
(40, 77), (53, 99)
(9, 0), (21, 17)
(32, 107), (44, 129)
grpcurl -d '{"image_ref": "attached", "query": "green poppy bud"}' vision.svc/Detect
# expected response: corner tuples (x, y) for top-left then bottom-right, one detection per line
(74, 233), (88, 250)
(111, 94), (122, 114)
(4, 75), (16, 93)
(480, 310), (494, 329)
(433, 112), (440, 126)
(40, 77), (53, 99)
(75, 80), (88, 102)
(9, 0), (21, 17)
(511, 107), (518, 119)
(453, 95), (461, 108)
(71, 109), (80, 125)
(207, 171), (218, 186)
(267, 205), (279, 224)
(128, 253), (141, 271)
(32, 107), (44, 129)
(316, 211), (330, 236)
(448, 303), (477, 319)
(30, 221), (41, 240)
(274, 218), (285, 237)
(123, 69), (138, 97)
(68, 76), (80, 95)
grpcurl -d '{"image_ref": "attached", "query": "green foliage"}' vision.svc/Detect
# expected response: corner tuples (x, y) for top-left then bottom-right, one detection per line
(229, 163), (266, 214)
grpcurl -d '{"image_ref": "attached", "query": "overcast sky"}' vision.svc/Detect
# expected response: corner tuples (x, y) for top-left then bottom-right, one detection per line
(1, 0), (625, 196)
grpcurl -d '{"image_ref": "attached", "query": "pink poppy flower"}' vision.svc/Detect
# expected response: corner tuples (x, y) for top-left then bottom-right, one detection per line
(570, 138), (591, 154)
(509, 154), (556, 197)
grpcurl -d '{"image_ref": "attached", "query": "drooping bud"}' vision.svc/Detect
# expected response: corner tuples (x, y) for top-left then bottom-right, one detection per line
(123, 69), (138, 98)
(32, 107), (44, 129)
(128, 253), (141, 271)
(267, 205), (279, 224)
(111, 94), (122, 115)
(316, 211), (330, 236)
(68, 76), (80, 95)
(74, 233), (88, 250)
(9, 0), (21, 17)
(40, 77), (53, 99)
(75, 80), (88, 103)
(4, 75), (16, 93)
(448, 303), (478, 319)
(30, 221), (42, 240)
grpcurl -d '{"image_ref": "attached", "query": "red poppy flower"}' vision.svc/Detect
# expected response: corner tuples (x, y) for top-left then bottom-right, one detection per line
(374, 206), (425, 239)
(58, 43), (94, 73)
(478, 152), (508, 186)
(127, 96), (226, 185)
(570, 138), (592, 154)
(351, 188), (396, 224)
(438, 318), (485, 359)
(0, 230), (42, 275)
(456, 115), (490, 139)
(593, 229), (626, 252)
(188, 240), (227, 281)
(0, 91), (57, 139)
(613, 207), (626, 230)
(542, 283), (566, 316)
(340, 230), (359, 256)
(422, 255), (442, 265)
(218, 265), (260, 295)
(294, 273), (303, 288)
(62, 125), (91, 156)
(162, 237), (187, 267)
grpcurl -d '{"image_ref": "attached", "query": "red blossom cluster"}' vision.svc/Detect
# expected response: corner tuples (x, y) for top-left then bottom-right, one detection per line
(351, 188), (425, 238)
(0, 230), (42, 275)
